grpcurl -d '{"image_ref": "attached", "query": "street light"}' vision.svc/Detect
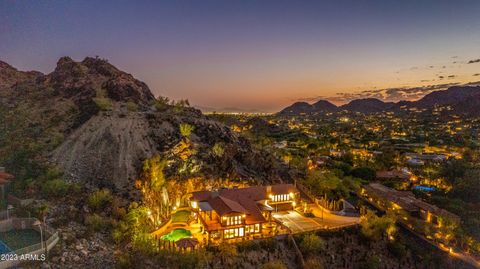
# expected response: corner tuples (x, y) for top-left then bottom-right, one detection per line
(33, 220), (45, 255)
(6, 205), (13, 220)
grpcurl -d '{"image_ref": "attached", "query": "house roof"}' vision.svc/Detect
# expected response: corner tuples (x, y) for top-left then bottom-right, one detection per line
(207, 196), (247, 215)
(376, 170), (410, 180)
(0, 172), (14, 180)
(364, 183), (460, 221)
(191, 184), (298, 224)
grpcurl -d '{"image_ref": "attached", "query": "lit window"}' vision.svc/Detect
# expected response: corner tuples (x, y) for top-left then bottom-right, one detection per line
(226, 215), (242, 226)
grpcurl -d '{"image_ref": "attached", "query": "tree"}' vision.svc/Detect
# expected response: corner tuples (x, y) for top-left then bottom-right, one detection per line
(304, 170), (348, 200)
(440, 159), (468, 183)
(136, 155), (169, 225)
(360, 210), (397, 241)
(350, 167), (376, 181)
(374, 148), (397, 169)
(451, 169), (480, 203)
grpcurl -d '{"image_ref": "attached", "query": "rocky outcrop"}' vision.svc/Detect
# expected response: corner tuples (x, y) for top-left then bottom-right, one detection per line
(0, 57), (289, 193)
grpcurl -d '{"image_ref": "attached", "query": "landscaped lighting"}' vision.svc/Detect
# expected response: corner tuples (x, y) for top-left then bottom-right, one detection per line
(292, 202), (296, 207)
(192, 201), (198, 209)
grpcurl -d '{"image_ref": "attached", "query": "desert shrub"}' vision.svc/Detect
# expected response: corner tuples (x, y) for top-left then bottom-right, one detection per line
(154, 96), (170, 111)
(212, 143), (225, 157)
(126, 101), (138, 112)
(361, 255), (381, 269)
(93, 97), (112, 111)
(260, 261), (287, 269)
(259, 237), (278, 251)
(387, 241), (407, 259)
(304, 257), (324, 269)
(42, 179), (70, 198)
(299, 233), (325, 255)
(173, 99), (190, 113)
(179, 123), (195, 138)
(88, 189), (113, 211)
(237, 240), (261, 252)
(85, 213), (110, 232)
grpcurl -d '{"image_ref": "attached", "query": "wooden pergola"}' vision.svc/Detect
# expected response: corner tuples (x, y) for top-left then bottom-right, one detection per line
(175, 237), (199, 251)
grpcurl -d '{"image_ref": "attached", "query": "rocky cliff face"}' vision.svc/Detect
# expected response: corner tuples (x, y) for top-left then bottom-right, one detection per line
(0, 57), (289, 193)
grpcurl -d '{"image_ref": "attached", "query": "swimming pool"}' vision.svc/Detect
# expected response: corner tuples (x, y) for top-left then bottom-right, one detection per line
(414, 185), (436, 192)
(0, 241), (12, 255)
(0, 229), (42, 250)
(160, 229), (192, 242)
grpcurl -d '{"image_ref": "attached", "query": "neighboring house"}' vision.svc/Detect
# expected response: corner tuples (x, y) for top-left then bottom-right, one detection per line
(376, 170), (411, 181)
(406, 158), (425, 166)
(361, 183), (460, 226)
(405, 153), (447, 163)
(190, 184), (299, 242)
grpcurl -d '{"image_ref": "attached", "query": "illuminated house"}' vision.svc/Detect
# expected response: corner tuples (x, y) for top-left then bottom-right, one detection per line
(361, 183), (460, 226)
(190, 184), (299, 242)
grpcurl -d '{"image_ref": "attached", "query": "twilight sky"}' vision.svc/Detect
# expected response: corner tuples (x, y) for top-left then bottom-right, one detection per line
(1, 0), (480, 112)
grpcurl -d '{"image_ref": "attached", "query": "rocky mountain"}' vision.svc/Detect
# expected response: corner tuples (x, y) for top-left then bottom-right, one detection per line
(412, 85), (480, 110)
(339, 98), (394, 113)
(279, 86), (480, 116)
(312, 100), (338, 112)
(0, 57), (289, 193)
(279, 100), (337, 115)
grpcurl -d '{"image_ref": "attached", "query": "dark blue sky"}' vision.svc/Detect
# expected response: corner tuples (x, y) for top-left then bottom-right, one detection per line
(2, 0), (480, 111)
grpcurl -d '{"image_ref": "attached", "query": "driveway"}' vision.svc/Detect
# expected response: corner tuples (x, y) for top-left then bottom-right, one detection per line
(273, 207), (360, 233)
(273, 211), (323, 233)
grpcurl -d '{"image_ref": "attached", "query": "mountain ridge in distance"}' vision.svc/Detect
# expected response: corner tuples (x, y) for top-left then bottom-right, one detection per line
(279, 85), (480, 116)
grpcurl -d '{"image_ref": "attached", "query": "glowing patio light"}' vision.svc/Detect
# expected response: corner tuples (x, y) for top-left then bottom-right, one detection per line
(191, 201), (198, 209)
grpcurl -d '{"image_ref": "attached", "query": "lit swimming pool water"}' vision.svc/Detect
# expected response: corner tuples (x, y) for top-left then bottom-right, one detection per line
(0, 241), (12, 255)
(414, 185), (436, 192)
(160, 229), (192, 242)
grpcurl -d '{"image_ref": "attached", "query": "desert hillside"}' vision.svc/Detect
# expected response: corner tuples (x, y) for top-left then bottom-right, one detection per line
(0, 57), (289, 193)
